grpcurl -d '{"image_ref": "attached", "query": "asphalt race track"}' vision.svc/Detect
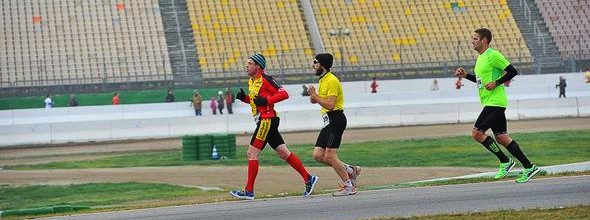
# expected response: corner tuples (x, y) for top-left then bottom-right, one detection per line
(42, 175), (590, 220)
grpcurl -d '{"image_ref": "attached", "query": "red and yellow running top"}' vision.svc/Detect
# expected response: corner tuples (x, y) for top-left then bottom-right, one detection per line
(239, 72), (288, 118)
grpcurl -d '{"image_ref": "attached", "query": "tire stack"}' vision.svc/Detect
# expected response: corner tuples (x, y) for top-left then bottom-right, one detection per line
(182, 134), (236, 161)
(197, 135), (213, 160)
(212, 134), (237, 159)
(182, 135), (198, 161)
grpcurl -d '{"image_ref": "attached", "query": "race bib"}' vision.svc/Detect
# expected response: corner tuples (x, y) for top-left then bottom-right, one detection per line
(476, 77), (482, 89)
(253, 113), (260, 123)
(321, 113), (330, 128)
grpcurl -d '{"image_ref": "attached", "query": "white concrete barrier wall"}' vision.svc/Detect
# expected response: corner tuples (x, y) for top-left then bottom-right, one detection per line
(0, 124), (51, 146)
(579, 97), (590, 117)
(1, 72), (589, 146)
(0, 111), (13, 126)
(282, 72), (588, 94)
(515, 98), (580, 119)
(51, 121), (111, 143)
(457, 102), (483, 123)
(3, 72), (589, 127)
(1, 96), (589, 147)
(345, 106), (402, 128)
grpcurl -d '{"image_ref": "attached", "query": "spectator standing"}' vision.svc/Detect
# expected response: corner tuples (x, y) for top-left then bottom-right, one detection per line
(556, 76), (566, 98)
(370, 77), (378, 93)
(210, 96), (217, 115)
(68, 95), (79, 107)
(431, 79), (439, 91)
(217, 90), (225, 115)
(191, 90), (203, 116)
(44, 95), (53, 108)
(225, 88), (234, 114)
(112, 92), (120, 105)
(165, 89), (175, 102)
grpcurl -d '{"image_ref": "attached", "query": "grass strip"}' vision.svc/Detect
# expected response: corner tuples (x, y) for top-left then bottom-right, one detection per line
(6, 130), (590, 170)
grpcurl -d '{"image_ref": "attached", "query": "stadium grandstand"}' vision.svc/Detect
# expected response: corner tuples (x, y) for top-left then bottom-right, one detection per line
(1, 0), (588, 98)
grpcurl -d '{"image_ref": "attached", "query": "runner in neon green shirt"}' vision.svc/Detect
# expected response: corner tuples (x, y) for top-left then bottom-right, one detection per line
(455, 28), (539, 183)
(474, 47), (510, 107)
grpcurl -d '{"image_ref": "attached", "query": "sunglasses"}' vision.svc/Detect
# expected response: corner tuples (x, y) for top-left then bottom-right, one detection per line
(313, 59), (318, 64)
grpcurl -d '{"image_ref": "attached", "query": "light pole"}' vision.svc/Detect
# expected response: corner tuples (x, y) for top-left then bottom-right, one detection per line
(329, 27), (351, 73)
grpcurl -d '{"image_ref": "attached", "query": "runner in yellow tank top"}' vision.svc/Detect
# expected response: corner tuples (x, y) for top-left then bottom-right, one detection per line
(307, 53), (361, 196)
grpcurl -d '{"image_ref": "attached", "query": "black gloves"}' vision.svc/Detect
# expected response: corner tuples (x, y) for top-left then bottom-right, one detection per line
(253, 96), (268, 106)
(236, 88), (267, 106)
(236, 88), (246, 102)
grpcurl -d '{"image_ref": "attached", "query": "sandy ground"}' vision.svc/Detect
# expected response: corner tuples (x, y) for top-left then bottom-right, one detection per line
(0, 166), (492, 196)
(0, 117), (588, 195)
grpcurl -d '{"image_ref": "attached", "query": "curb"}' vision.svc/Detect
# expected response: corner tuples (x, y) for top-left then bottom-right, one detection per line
(0, 205), (90, 218)
(408, 161), (590, 184)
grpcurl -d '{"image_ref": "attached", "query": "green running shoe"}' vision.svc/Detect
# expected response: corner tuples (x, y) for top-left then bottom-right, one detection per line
(494, 159), (516, 179)
(516, 165), (540, 183)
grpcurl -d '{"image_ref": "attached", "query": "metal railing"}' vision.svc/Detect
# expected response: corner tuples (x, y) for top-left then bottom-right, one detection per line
(520, 0), (533, 26)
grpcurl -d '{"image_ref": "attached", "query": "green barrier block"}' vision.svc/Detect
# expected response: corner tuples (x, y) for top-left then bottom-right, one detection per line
(183, 156), (197, 161)
(182, 141), (197, 145)
(198, 141), (213, 146)
(182, 135), (198, 140)
(0, 207), (54, 217)
(182, 152), (197, 157)
(52, 205), (74, 213)
(182, 147), (197, 151)
(183, 151), (197, 155)
(182, 147), (197, 152)
(70, 206), (90, 211)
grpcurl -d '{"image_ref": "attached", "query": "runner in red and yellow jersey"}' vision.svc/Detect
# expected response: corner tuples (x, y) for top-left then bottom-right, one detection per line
(230, 53), (319, 200)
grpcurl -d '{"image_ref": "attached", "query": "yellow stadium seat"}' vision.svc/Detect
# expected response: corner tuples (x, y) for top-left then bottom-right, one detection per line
(418, 26), (426, 35)
(282, 43), (290, 51)
(255, 25), (264, 33)
(348, 55), (358, 64)
(230, 8), (239, 15)
(182, 0), (532, 75)
(203, 14), (211, 22)
(444, 2), (451, 9)
(217, 12), (225, 20)
(405, 8), (412, 15)
(373, 1), (381, 8)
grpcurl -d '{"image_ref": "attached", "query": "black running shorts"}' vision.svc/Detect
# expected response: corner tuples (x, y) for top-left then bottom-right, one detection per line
(474, 106), (508, 135)
(315, 110), (347, 148)
(250, 117), (285, 150)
